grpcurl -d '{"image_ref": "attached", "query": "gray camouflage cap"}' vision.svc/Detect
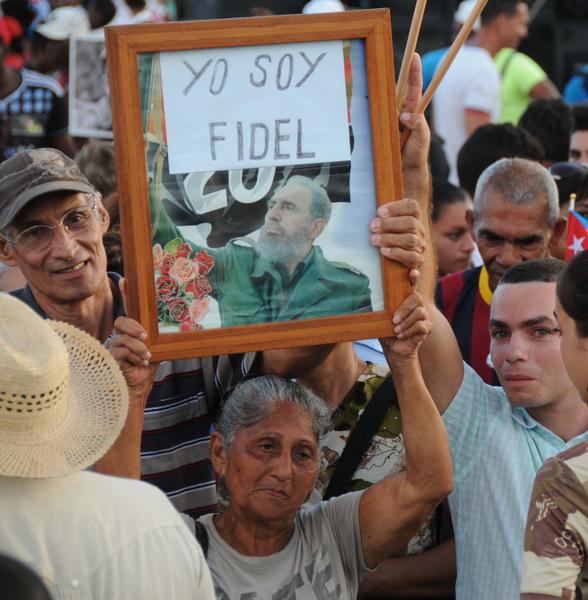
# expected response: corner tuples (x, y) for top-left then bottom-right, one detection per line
(0, 148), (95, 230)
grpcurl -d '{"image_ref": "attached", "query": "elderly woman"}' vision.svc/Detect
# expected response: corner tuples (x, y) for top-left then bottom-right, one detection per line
(521, 250), (588, 599)
(196, 292), (452, 598)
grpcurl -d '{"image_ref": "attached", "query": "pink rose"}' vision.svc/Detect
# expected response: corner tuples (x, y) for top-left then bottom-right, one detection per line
(152, 244), (163, 270)
(161, 254), (174, 276)
(167, 297), (189, 323)
(155, 275), (179, 302)
(189, 297), (209, 323)
(170, 256), (198, 284)
(176, 242), (192, 259)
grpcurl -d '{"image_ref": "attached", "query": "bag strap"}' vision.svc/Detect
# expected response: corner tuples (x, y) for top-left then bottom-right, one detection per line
(323, 376), (397, 501)
(194, 521), (209, 558)
(499, 48), (517, 78)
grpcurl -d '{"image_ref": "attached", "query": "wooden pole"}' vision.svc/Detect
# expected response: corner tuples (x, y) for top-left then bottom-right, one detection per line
(400, 0), (489, 148)
(396, 0), (428, 109)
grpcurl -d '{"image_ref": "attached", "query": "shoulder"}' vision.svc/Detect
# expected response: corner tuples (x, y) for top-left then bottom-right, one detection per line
(437, 266), (480, 302)
(80, 471), (188, 525)
(224, 238), (257, 260)
(313, 248), (369, 286)
(299, 490), (363, 530)
(541, 442), (588, 485)
(21, 68), (65, 97)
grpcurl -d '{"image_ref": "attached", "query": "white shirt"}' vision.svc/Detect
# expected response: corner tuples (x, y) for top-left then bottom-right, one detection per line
(0, 471), (215, 599)
(432, 45), (501, 183)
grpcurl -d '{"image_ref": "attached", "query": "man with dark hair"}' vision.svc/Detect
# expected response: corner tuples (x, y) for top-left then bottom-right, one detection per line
(456, 123), (543, 197)
(433, 0), (530, 182)
(375, 54), (588, 599)
(518, 98), (575, 166)
(436, 157), (566, 384)
(415, 256), (588, 599)
(570, 101), (588, 165)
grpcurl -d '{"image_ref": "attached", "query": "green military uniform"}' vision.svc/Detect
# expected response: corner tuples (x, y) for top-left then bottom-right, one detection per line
(152, 198), (372, 327)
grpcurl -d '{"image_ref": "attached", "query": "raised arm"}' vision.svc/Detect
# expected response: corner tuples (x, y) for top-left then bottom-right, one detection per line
(372, 53), (463, 413)
(94, 315), (158, 478)
(358, 291), (452, 568)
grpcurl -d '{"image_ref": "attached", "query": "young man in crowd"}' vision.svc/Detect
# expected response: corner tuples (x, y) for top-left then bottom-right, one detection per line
(419, 258), (588, 599)
(375, 62), (588, 599)
(433, 0), (530, 182)
(436, 157), (566, 383)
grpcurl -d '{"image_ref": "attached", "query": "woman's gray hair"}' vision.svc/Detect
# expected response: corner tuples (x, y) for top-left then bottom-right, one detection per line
(216, 375), (331, 451)
(473, 157), (559, 227)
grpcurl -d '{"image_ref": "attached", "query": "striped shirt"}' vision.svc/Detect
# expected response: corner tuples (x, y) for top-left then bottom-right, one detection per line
(436, 265), (498, 385)
(10, 275), (254, 518)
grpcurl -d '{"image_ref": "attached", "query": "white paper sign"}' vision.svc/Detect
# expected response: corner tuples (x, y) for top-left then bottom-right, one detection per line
(160, 40), (351, 174)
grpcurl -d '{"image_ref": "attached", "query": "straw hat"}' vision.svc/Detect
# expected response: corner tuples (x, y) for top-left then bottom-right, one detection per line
(0, 294), (128, 478)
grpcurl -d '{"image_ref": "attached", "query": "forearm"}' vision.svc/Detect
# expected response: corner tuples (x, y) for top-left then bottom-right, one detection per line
(391, 357), (452, 501)
(94, 388), (147, 479)
(359, 538), (456, 599)
(360, 356), (452, 567)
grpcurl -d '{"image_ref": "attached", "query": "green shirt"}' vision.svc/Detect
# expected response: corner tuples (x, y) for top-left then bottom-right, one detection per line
(152, 197), (372, 327)
(495, 49), (547, 124)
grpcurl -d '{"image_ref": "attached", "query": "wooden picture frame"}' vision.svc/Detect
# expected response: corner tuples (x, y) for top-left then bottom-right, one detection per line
(106, 9), (407, 360)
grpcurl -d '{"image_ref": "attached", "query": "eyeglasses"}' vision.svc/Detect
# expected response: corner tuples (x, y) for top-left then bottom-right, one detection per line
(1, 202), (99, 252)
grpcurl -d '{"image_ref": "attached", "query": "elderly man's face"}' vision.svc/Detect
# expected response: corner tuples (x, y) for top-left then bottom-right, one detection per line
(257, 184), (323, 263)
(0, 192), (110, 305)
(474, 188), (557, 291)
(211, 401), (320, 527)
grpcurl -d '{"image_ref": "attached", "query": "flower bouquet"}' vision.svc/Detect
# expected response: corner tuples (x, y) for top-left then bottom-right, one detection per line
(152, 238), (215, 331)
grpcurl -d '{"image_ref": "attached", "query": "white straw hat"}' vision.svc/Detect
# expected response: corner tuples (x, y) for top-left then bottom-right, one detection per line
(0, 294), (128, 478)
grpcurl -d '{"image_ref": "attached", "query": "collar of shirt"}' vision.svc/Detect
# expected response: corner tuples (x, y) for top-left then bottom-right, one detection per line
(478, 265), (493, 306)
(13, 271), (125, 332)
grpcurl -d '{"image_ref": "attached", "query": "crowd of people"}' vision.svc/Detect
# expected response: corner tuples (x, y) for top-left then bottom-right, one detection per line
(0, 0), (587, 599)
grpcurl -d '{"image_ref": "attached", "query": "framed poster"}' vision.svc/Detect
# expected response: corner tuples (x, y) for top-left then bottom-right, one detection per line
(69, 30), (113, 138)
(106, 10), (407, 360)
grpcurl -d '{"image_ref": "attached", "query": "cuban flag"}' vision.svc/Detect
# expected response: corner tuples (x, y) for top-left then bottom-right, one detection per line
(565, 210), (588, 261)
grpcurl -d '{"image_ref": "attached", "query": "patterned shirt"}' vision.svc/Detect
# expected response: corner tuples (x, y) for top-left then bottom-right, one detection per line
(0, 68), (69, 160)
(445, 364), (588, 600)
(521, 441), (588, 599)
(315, 363), (437, 556)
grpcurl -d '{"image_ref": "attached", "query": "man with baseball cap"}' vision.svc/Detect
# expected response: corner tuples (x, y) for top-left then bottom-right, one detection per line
(0, 147), (256, 517)
(0, 293), (214, 598)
